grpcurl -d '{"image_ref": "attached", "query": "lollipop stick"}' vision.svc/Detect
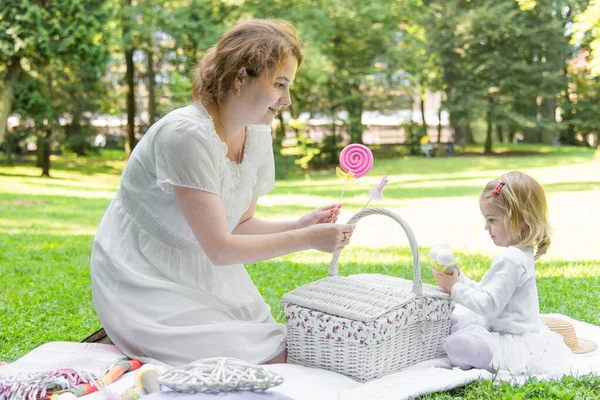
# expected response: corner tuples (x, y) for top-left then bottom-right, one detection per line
(338, 180), (349, 206)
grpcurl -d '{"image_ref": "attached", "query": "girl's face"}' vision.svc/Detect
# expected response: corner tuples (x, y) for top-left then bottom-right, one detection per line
(480, 200), (511, 247)
(241, 56), (298, 125)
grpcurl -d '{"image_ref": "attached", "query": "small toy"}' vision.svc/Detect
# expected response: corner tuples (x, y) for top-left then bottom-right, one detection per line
(136, 365), (161, 393)
(339, 144), (374, 178)
(429, 245), (459, 274)
(121, 386), (147, 400)
(104, 359), (143, 385)
(360, 175), (388, 212)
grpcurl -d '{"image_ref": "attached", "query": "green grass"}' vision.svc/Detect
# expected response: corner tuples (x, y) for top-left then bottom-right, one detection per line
(1, 145), (599, 398)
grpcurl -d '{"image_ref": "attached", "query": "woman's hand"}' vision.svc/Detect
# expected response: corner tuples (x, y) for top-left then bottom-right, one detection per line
(308, 223), (355, 253)
(432, 268), (459, 293)
(296, 204), (342, 229)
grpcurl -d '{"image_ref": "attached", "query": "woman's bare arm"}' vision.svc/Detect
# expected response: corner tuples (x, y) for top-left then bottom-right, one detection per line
(232, 199), (299, 235)
(174, 185), (353, 266)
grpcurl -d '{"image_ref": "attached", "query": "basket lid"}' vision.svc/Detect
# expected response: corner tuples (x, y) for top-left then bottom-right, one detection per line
(282, 274), (451, 322)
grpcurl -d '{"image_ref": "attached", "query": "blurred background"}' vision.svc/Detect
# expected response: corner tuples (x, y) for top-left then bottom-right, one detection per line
(1, 0), (599, 176)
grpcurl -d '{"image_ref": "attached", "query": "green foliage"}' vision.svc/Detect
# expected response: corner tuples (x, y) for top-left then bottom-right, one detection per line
(3, 0), (600, 177)
(414, 0), (592, 149)
(572, 0), (600, 75)
(287, 119), (321, 171)
(401, 121), (424, 156)
(420, 373), (600, 398)
(272, 142), (297, 179)
(63, 121), (101, 156)
(560, 73), (600, 146)
(1, 0), (114, 173)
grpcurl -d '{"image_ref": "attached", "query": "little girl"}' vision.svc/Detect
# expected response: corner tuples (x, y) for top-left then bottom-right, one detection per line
(433, 171), (570, 374)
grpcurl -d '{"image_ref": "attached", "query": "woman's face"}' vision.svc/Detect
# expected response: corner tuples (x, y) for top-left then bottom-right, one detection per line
(241, 56), (298, 125)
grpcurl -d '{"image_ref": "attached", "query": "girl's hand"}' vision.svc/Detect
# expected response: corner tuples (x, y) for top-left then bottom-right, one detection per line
(432, 268), (459, 293)
(296, 204), (342, 229)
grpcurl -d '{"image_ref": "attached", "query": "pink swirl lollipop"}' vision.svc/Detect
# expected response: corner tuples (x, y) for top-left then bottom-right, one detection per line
(339, 144), (373, 178)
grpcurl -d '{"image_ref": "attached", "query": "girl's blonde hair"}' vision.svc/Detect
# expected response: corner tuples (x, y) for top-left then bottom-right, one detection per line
(192, 19), (303, 106)
(480, 171), (550, 259)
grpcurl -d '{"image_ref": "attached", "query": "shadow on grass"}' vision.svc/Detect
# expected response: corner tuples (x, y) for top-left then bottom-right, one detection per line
(369, 143), (597, 159)
(303, 150), (598, 180)
(0, 171), (54, 179)
(2, 145), (597, 180)
(267, 180), (600, 204)
(0, 153), (126, 177)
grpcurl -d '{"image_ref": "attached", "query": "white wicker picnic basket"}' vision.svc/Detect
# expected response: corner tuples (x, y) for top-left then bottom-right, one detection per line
(282, 208), (455, 382)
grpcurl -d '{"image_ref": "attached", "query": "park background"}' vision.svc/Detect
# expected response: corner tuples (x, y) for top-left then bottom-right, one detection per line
(1, 0), (600, 398)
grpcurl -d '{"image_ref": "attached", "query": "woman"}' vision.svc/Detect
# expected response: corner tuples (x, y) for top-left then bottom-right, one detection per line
(90, 19), (355, 367)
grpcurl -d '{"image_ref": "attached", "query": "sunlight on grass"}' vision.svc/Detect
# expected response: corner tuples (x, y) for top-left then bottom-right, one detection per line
(1, 147), (600, 398)
(1, 185), (117, 198)
(537, 265), (600, 278)
(1, 147), (599, 369)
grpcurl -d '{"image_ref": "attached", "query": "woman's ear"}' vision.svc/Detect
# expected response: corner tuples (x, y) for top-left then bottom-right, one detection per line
(236, 68), (248, 85)
(233, 67), (248, 97)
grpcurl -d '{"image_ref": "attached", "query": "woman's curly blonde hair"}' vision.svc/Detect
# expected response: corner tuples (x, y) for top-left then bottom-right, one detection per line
(192, 19), (303, 106)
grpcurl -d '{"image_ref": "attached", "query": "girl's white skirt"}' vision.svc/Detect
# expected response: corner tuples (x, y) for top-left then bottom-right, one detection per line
(448, 305), (571, 374)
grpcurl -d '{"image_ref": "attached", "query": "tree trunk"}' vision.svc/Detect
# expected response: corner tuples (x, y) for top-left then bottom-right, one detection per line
(508, 126), (516, 143)
(484, 95), (493, 154)
(38, 70), (55, 176)
(420, 83), (427, 139)
(522, 95), (540, 143)
(495, 125), (504, 143)
(40, 128), (52, 177)
(1, 57), (22, 165)
(408, 96), (418, 155)
(328, 103), (338, 165)
(437, 104), (442, 143)
(0, 82), (15, 146)
(125, 48), (137, 158)
(146, 48), (157, 127)
(348, 95), (364, 144)
(563, 123), (577, 145)
(67, 109), (85, 156)
(325, 78), (339, 166)
(464, 124), (473, 144)
(541, 97), (557, 144)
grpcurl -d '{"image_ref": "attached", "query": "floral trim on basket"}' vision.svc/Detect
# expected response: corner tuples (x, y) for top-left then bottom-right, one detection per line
(285, 298), (454, 346)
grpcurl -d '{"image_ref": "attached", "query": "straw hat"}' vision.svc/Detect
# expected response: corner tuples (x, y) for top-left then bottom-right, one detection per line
(541, 317), (598, 354)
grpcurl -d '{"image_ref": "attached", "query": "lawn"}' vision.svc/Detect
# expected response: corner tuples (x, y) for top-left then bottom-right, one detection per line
(1, 144), (599, 398)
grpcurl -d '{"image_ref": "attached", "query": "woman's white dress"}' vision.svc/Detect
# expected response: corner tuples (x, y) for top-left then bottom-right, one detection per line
(90, 103), (286, 367)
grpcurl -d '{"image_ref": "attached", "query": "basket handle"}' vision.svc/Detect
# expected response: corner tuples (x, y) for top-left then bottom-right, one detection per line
(328, 207), (423, 296)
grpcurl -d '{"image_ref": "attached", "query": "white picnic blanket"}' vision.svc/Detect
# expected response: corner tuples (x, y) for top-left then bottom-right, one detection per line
(1, 314), (598, 400)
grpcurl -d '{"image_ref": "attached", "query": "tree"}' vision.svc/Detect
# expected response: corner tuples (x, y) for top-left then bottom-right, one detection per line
(395, 2), (445, 149)
(0, 1), (48, 164)
(1, 0), (112, 174)
(572, 0), (600, 76)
